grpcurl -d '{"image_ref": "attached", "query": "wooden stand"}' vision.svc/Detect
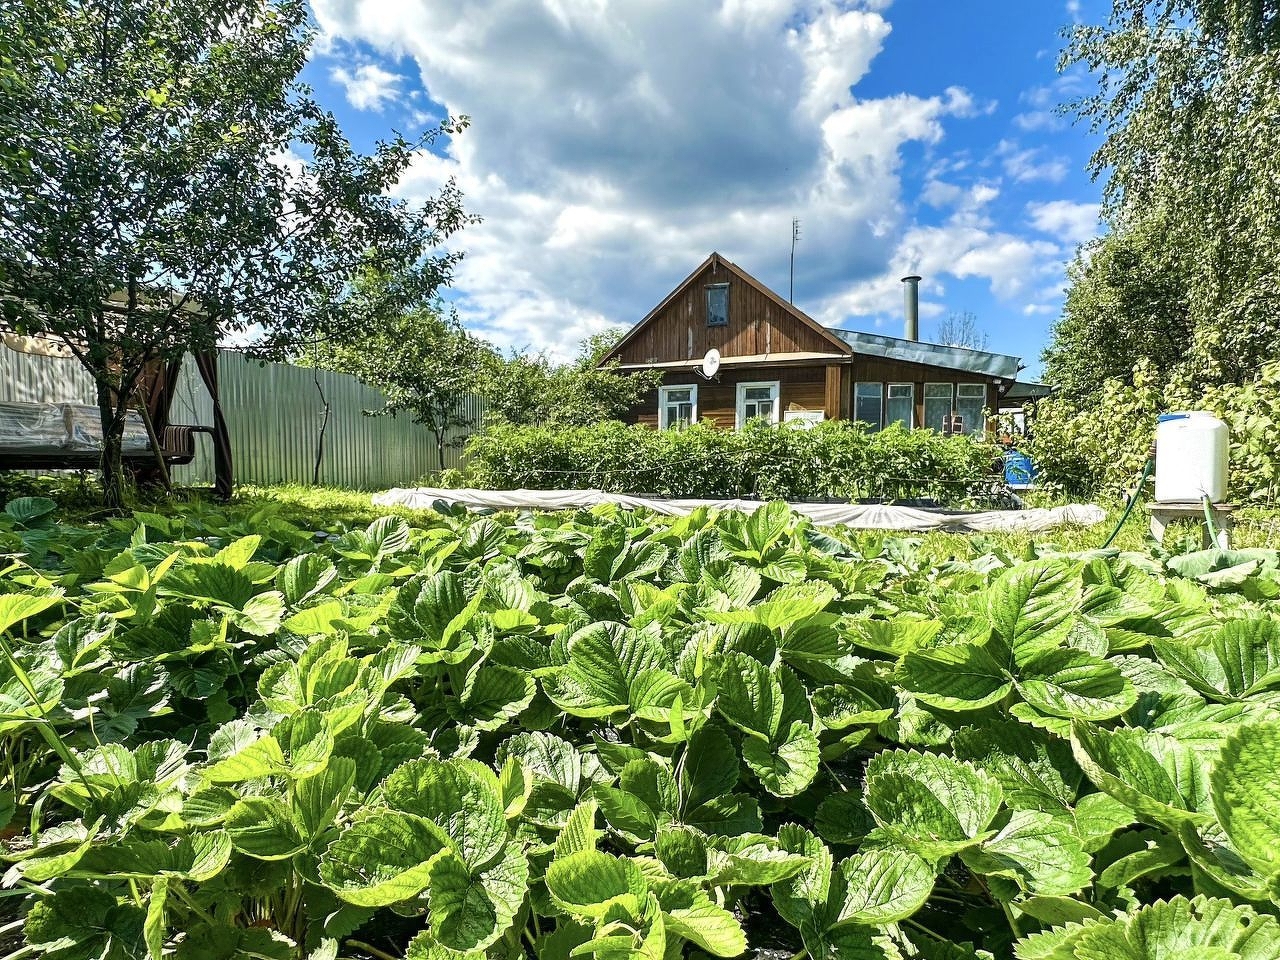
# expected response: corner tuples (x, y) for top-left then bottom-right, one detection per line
(1148, 500), (1236, 548)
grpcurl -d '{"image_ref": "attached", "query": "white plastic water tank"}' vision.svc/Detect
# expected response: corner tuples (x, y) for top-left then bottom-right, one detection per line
(1154, 411), (1229, 503)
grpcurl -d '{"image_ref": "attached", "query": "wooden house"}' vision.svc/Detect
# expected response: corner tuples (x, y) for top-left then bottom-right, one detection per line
(597, 252), (1022, 434)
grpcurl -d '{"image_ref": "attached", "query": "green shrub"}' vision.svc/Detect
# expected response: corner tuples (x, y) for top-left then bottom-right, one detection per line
(462, 419), (1002, 505)
(1025, 359), (1280, 502)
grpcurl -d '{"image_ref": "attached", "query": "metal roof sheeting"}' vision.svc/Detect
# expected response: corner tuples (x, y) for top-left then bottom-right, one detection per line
(831, 329), (1020, 379)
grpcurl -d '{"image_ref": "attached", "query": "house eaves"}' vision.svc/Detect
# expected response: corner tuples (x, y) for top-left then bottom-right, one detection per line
(614, 350), (850, 371)
(832, 329), (1020, 380)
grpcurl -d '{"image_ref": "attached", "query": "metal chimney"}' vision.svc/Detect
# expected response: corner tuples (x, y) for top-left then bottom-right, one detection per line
(901, 275), (922, 341)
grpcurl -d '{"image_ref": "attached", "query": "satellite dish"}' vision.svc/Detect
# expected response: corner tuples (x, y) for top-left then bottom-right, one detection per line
(701, 348), (721, 379)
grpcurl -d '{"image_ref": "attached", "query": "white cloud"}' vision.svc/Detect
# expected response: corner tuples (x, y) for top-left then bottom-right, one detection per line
(997, 139), (1070, 183)
(813, 201), (1066, 334)
(1013, 68), (1089, 131)
(311, 0), (1056, 357)
(330, 63), (404, 111)
(1027, 199), (1100, 246)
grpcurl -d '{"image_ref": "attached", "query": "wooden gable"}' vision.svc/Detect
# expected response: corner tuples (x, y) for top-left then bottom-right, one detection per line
(600, 253), (852, 367)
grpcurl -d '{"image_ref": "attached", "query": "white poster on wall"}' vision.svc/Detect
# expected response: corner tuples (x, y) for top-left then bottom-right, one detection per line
(783, 410), (825, 429)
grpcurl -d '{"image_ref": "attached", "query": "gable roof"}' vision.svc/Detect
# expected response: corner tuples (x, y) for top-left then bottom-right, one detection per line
(597, 252), (853, 365)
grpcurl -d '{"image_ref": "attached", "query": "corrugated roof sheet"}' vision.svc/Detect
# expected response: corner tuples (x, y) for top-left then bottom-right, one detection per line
(1003, 380), (1054, 401)
(831, 329), (1020, 379)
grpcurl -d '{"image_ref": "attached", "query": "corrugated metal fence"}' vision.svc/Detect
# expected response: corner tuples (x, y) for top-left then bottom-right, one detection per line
(1, 345), (482, 490)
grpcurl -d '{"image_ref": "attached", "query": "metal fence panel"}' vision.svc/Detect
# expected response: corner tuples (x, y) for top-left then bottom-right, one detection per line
(3, 345), (481, 491)
(0, 341), (98, 404)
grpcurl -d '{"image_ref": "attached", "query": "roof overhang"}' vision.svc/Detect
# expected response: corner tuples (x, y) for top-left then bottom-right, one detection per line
(1001, 380), (1055, 403)
(831, 329), (1020, 380)
(616, 350), (850, 371)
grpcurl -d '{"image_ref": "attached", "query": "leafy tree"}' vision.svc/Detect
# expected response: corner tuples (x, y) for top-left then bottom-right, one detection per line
(1042, 211), (1195, 397)
(1058, 0), (1280, 385)
(0, 0), (471, 506)
(308, 290), (490, 471)
(0, 0), (54, 182)
(481, 329), (660, 427)
(934, 311), (989, 351)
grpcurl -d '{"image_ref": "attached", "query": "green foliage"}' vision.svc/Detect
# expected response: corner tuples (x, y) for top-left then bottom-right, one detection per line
(0, 0), (470, 505)
(1054, 1), (1280, 387)
(478, 329), (661, 428)
(465, 419), (1003, 505)
(1042, 213), (1195, 398)
(5, 495), (1280, 959)
(305, 272), (488, 470)
(1025, 360), (1280, 501)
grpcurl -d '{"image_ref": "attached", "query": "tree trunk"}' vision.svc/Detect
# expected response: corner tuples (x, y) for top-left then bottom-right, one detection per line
(95, 378), (127, 509)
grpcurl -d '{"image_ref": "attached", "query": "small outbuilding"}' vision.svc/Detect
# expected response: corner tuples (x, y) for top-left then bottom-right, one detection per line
(598, 252), (1022, 435)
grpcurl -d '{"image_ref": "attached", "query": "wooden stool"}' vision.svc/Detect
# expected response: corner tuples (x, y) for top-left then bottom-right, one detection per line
(1148, 500), (1236, 548)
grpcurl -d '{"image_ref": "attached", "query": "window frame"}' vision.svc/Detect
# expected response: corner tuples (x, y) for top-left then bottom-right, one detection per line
(955, 383), (987, 436)
(923, 382), (954, 433)
(705, 282), (730, 327)
(885, 382), (915, 429)
(735, 380), (781, 428)
(658, 383), (698, 430)
(853, 381), (884, 431)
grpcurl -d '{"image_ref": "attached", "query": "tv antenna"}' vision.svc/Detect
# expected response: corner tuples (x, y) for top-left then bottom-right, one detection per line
(699, 348), (721, 380)
(789, 217), (801, 304)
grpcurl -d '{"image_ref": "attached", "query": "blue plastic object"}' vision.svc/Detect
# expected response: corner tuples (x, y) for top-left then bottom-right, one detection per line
(1003, 451), (1036, 486)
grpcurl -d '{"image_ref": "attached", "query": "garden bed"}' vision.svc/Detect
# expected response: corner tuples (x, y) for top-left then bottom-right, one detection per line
(1, 494), (1279, 959)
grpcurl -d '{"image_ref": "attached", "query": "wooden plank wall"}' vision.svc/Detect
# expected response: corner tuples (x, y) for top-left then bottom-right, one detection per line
(851, 357), (997, 429)
(632, 365), (829, 429)
(616, 260), (838, 364)
(623, 357), (1000, 432)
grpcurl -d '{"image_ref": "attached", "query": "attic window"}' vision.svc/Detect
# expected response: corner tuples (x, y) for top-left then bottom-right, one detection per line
(706, 283), (729, 326)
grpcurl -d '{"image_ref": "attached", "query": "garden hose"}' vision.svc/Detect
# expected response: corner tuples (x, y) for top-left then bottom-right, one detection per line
(1202, 494), (1220, 545)
(1101, 456), (1156, 549)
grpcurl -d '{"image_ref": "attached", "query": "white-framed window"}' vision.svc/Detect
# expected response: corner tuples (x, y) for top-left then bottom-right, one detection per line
(956, 383), (987, 435)
(924, 383), (953, 432)
(886, 383), (914, 429)
(854, 382), (883, 430)
(659, 384), (697, 429)
(736, 380), (780, 427)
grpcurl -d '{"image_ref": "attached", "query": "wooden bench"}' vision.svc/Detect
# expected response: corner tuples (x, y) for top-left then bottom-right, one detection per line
(1148, 500), (1236, 549)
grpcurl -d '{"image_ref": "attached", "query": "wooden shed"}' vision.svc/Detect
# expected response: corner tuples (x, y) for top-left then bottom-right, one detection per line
(598, 253), (1023, 434)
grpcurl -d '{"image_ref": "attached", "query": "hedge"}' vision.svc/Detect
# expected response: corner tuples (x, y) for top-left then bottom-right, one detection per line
(461, 419), (1004, 505)
(1023, 359), (1280, 502)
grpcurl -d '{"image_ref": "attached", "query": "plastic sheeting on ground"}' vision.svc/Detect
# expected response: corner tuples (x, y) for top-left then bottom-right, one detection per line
(372, 487), (1107, 533)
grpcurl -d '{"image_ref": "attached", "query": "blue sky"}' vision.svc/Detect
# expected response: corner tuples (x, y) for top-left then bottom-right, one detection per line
(303, 0), (1112, 379)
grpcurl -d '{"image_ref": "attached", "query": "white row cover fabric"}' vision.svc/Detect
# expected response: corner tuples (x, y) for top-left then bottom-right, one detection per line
(373, 487), (1107, 533)
(0, 401), (150, 454)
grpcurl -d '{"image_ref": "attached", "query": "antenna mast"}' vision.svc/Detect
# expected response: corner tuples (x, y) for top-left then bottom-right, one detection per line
(789, 217), (801, 304)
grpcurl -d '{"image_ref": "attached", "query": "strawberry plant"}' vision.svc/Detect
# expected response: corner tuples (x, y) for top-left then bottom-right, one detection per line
(1, 497), (1279, 959)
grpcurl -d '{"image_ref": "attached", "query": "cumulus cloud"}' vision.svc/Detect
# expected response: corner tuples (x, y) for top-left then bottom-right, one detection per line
(330, 62), (404, 111)
(1027, 199), (1100, 246)
(312, 0), (1072, 356)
